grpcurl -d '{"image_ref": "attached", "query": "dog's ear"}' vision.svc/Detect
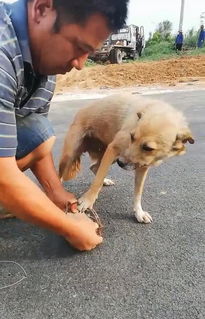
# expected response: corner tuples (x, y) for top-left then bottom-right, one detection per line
(137, 112), (143, 120)
(130, 131), (135, 142)
(176, 128), (195, 144)
(172, 128), (194, 154)
(172, 140), (185, 152)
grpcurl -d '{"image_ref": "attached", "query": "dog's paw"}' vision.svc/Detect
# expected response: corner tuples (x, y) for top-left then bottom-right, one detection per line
(134, 208), (153, 224)
(103, 178), (115, 186)
(78, 193), (96, 212)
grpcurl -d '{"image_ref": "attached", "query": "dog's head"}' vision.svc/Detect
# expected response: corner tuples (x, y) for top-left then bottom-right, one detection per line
(117, 107), (194, 170)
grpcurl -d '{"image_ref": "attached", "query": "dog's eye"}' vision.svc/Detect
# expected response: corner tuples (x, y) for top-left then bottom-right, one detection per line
(130, 133), (135, 142)
(142, 143), (155, 152)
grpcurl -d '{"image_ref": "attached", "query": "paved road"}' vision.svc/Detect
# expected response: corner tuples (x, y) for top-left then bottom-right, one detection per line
(0, 90), (204, 319)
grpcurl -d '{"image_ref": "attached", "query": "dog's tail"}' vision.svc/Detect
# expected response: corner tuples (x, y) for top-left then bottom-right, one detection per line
(59, 154), (81, 181)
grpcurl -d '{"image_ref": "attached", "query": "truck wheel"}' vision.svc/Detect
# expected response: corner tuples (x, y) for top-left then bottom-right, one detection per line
(110, 49), (123, 64)
(138, 47), (143, 57)
(133, 51), (139, 60)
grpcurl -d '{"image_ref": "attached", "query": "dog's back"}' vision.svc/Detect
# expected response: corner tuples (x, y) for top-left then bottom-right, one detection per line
(73, 94), (187, 137)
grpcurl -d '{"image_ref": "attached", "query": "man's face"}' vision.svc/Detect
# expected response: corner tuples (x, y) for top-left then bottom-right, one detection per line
(28, 1), (111, 75)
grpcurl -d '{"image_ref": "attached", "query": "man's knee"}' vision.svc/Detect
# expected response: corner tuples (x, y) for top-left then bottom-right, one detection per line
(15, 113), (56, 170)
(33, 136), (56, 160)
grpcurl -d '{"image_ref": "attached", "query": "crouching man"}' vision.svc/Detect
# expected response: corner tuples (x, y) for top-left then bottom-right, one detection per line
(0, 0), (128, 250)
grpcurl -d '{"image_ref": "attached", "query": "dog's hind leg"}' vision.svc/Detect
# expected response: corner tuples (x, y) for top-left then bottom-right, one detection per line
(78, 143), (119, 211)
(59, 124), (84, 181)
(89, 157), (115, 186)
(103, 178), (115, 186)
(133, 166), (153, 223)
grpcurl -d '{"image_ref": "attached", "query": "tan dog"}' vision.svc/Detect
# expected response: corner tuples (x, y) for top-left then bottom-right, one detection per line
(59, 94), (194, 223)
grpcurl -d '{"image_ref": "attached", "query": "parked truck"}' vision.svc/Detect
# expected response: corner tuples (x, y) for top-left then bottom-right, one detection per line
(89, 24), (145, 64)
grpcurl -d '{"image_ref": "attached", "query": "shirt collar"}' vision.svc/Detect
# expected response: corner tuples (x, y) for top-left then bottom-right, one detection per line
(8, 0), (32, 64)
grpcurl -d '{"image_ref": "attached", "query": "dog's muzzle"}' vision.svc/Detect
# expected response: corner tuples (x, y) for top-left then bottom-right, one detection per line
(117, 159), (136, 171)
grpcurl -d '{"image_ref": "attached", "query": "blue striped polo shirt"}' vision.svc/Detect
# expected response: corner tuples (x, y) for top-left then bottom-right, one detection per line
(0, 0), (56, 157)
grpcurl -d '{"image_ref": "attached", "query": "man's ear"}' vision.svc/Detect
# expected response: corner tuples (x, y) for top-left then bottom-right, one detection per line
(30, 0), (54, 24)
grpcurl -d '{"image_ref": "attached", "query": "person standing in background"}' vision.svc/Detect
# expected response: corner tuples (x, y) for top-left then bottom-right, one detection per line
(175, 31), (184, 51)
(197, 25), (205, 48)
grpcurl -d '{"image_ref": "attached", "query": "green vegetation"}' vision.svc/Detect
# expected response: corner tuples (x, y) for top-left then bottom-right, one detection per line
(141, 44), (205, 62)
(85, 59), (97, 67)
(140, 21), (205, 61)
(141, 41), (176, 61)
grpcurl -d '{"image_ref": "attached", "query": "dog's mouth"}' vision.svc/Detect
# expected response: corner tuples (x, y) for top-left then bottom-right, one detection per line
(117, 159), (149, 170)
(137, 163), (149, 168)
(117, 159), (136, 170)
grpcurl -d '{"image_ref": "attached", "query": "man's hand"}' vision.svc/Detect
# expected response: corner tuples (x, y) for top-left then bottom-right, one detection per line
(64, 212), (103, 251)
(47, 187), (78, 213)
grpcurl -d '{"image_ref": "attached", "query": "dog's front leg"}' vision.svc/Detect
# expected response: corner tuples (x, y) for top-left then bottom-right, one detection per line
(134, 166), (153, 223)
(78, 144), (119, 211)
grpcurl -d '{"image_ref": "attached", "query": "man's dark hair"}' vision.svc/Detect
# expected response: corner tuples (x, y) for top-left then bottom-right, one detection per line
(52, 0), (129, 32)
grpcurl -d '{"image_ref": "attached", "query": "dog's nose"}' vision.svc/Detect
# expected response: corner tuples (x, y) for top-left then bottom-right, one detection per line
(117, 159), (126, 168)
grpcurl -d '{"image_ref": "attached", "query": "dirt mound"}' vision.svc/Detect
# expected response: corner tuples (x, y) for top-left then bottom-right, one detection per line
(55, 55), (205, 93)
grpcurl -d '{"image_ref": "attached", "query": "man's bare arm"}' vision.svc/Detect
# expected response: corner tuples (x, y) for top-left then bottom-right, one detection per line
(0, 157), (102, 251)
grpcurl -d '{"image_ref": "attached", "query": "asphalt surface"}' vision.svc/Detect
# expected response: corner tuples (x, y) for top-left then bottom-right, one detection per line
(0, 89), (204, 319)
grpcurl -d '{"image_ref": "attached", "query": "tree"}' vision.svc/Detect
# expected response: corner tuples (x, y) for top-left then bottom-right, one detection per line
(184, 28), (198, 48)
(156, 20), (173, 41)
(148, 32), (152, 41)
(145, 20), (174, 48)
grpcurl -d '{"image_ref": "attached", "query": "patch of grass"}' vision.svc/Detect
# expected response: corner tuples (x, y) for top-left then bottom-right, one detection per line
(85, 59), (97, 67)
(140, 52), (177, 61)
(144, 41), (174, 55)
(184, 47), (205, 56)
(140, 41), (176, 61)
(139, 42), (205, 62)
